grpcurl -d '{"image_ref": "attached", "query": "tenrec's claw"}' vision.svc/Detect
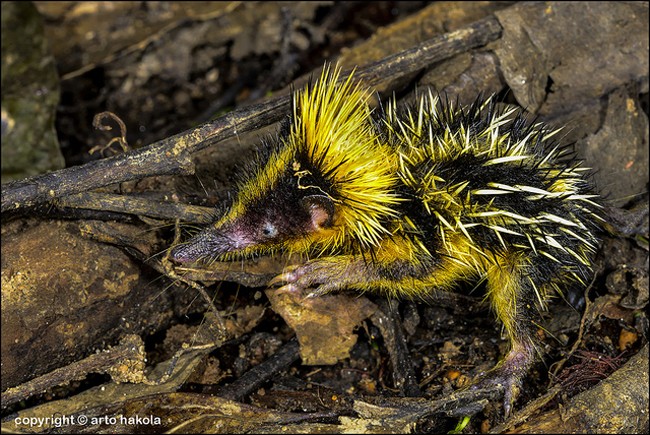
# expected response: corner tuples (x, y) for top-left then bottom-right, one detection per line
(269, 264), (305, 287)
(268, 273), (289, 287)
(273, 283), (302, 295)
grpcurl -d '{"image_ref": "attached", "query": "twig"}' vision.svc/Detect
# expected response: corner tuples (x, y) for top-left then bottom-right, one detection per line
(57, 191), (214, 223)
(372, 300), (421, 397)
(89, 111), (130, 156)
(216, 338), (301, 401)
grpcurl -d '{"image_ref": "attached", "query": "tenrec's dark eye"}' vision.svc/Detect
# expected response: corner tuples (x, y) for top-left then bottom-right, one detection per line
(262, 222), (277, 237)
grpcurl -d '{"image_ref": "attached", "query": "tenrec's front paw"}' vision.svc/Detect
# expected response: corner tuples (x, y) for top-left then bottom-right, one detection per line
(268, 260), (343, 297)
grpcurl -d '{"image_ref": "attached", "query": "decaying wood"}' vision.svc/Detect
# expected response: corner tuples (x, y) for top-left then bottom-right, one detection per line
(1, 334), (148, 409)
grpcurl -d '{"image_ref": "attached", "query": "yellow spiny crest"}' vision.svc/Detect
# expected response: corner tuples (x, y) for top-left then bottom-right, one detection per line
(285, 64), (402, 250)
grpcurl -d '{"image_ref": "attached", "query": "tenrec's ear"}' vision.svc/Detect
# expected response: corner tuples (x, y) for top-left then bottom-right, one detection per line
(301, 195), (334, 229)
